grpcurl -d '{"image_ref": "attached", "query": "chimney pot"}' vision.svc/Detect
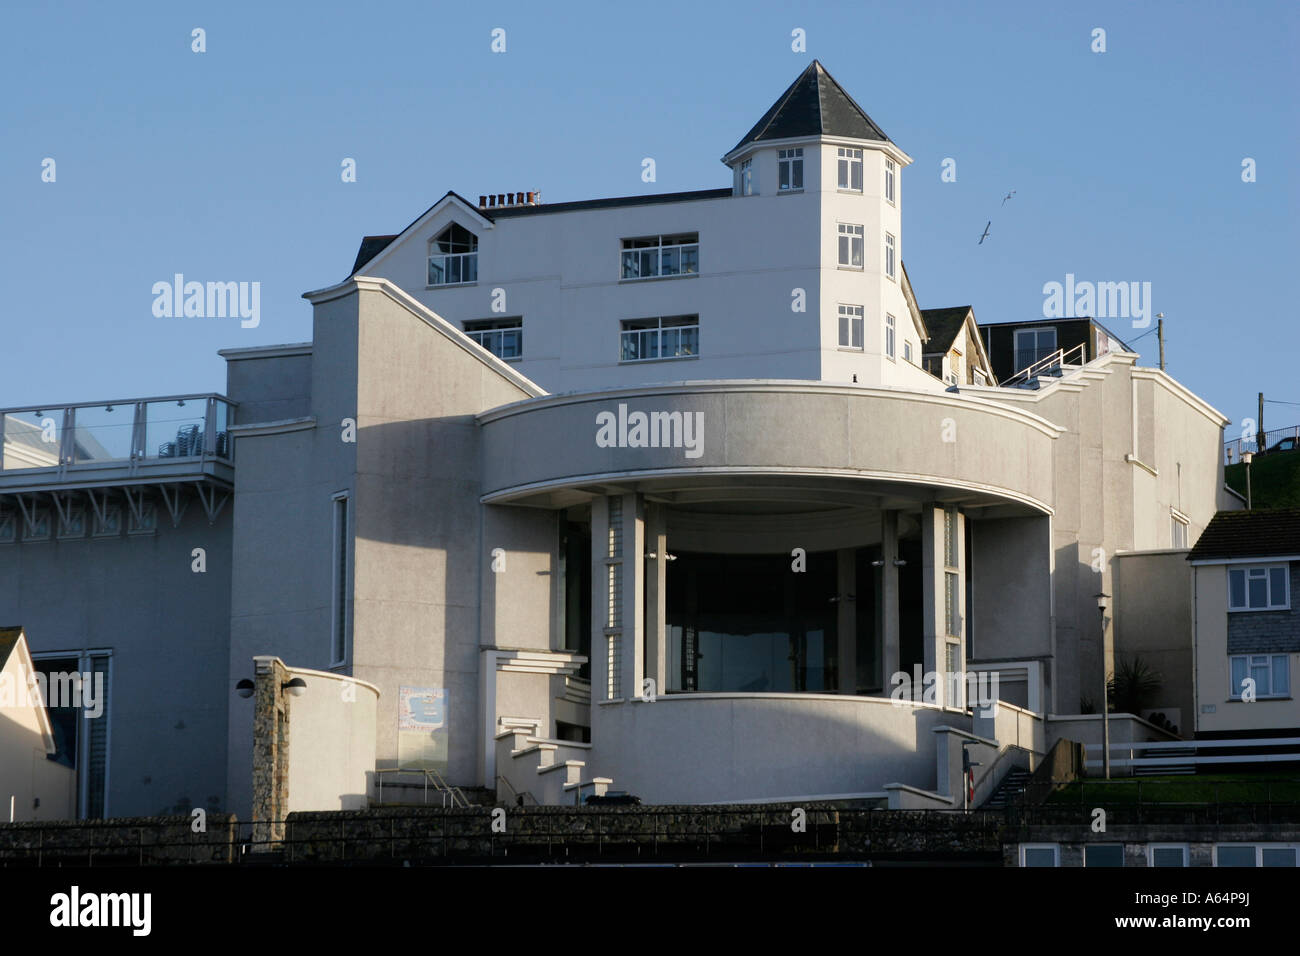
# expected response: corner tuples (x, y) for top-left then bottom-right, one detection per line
(479, 195), (487, 207)
(516, 192), (524, 205)
(498, 193), (506, 206)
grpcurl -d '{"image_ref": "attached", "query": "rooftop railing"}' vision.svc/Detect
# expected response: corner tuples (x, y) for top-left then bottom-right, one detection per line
(0, 394), (235, 474)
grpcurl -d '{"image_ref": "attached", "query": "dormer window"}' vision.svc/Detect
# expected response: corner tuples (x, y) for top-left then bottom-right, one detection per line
(428, 223), (478, 286)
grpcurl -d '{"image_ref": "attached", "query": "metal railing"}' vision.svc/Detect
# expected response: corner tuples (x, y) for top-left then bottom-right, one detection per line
(1224, 424), (1299, 465)
(0, 393), (236, 474)
(373, 768), (470, 808)
(496, 775), (539, 807)
(1000, 343), (1088, 388)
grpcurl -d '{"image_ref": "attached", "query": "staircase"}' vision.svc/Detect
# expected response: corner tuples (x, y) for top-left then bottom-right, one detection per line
(495, 718), (613, 806)
(1133, 744), (1197, 776)
(980, 766), (1034, 809)
(372, 768), (489, 807)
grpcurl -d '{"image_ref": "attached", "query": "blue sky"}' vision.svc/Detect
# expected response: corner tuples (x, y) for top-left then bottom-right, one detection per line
(2, 0), (1296, 434)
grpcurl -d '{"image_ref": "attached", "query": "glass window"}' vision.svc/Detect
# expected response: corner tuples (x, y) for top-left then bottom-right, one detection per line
(885, 314), (896, 359)
(1215, 845), (1258, 867)
(463, 318), (523, 359)
(740, 159), (753, 196)
(838, 304), (864, 350)
(837, 147), (863, 191)
(1263, 847), (1297, 867)
(903, 341), (913, 362)
(1013, 328), (1058, 373)
(1150, 845), (1187, 867)
(1171, 515), (1188, 548)
(1085, 844), (1124, 867)
(778, 148), (803, 190)
(838, 223), (864, 268)
(1229, 565), (1289, 610)
(885, 233), (896, 279)
(885, 159), (896, 204)
(1229, 654), (1289, 699)
(620, 316), (699, 362)
(428, 223), (478, 286)
(1023, 845), (1058, 867)
(620, 234), (700, 280)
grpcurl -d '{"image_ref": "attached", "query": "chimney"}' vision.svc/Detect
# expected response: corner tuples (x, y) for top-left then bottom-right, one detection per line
(479, 195), (487, 208)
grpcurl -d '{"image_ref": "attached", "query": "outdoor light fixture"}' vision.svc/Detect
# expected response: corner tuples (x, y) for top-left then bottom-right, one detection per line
(893, 558), (908, 567)
(282, 677), (307, 697)
(105, 405), (113, 412)
(645, 552), (677, 561)
(235, 679), (255, 699)
(1094, 591), (1111, 779)
(176, 399), (185, 407)
(1243, 451), (1254, 509)
(870, 558), (885, 567)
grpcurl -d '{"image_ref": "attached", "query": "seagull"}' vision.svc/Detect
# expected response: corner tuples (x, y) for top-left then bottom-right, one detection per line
(978, 221), (991, 244)
(1002, 190), (1016, 205)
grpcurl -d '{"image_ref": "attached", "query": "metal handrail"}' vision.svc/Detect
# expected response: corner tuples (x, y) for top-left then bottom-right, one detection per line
(1000, 342), (1088, 387)
(496, 775), (539, 807)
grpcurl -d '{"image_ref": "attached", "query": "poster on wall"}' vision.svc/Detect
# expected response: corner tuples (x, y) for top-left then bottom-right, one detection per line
(397, 686), (448, 770)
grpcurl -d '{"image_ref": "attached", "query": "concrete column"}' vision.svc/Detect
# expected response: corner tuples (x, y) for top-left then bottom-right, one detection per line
(644, 502), (667, 697)
(619, 493), (645, 700)
(920, 504), (944, 702)
(590, 497), (612, 702)
(836, 547), (856, 694)
(880, 510), (900, 689)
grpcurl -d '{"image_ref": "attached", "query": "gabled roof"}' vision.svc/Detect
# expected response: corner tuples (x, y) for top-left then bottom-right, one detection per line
(920, 307), (974, 354)
(350, 190), (492, 276)
(1187, 508), (1300, 562)
(728, 60), (891, 157)
(0, 625), (21, 668)
(351, 235), (397, 274)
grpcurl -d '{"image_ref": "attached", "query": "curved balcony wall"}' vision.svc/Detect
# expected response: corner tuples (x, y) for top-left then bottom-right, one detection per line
(594, 693), (963, 804)
(478, 382), (1059, 512)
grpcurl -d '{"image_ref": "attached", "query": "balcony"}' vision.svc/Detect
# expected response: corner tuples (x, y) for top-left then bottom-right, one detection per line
(0, 394), (236, 533)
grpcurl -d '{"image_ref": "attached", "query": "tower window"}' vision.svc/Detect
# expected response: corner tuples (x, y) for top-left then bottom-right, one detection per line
(778, 148), (803, 191)
(837, 147), (863, 192)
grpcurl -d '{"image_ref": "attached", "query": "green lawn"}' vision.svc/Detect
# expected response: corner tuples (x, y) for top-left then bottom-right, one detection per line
(1224, 448), (1300, 508)
(1046, 775), (1300, 805)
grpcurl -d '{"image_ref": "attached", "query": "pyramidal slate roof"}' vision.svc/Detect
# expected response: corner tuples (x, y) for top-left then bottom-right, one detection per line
(729, 60), (890, 156)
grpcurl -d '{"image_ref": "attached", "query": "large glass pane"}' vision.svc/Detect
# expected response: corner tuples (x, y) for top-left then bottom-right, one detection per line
(2, 411), (61, 469)
(70, 404), (134, 464)
(428, 256), (446, 285)
(1250, 659), (1271, 696)
(1230, 656), (1247, 697)
(1249, 573), (1267, 608)
(791, 159), (803, 190)
(1024, 847), (1056, 867)
(212, 399), (233, 459)
(1262, 847), (1296, 867)
(1216, 845), (1257, 867)
(1085, 845), (1124, 867)
(680, 246), (699, 274)
(1269, 567), (1287, 606)
(1273, 656), (1290, 697)
(1151, 846), (1186, 867)
(661, 246), (680, 276)
(1229, 569), (1246, 608)
(144, 400), (207, 460)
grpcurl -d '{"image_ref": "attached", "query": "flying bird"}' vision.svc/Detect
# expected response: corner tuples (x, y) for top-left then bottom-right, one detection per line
(978, 221), (991, 245)
(1002, 190), (1016, 205)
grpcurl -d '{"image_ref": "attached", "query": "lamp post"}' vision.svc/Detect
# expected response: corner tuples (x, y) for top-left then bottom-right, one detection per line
(1095, 592), (1111, 780)
(1243, 451), (1253, 510)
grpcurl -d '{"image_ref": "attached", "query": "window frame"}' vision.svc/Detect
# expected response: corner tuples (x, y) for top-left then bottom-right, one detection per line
(1084, 844), (1125, 867)
(619, 233), (700, 281)
(837, 304), (864, 351)
(1228, 564), (1290, 611)
(463, 317), (523, 361)
(885, 313), (896, 361)
(837, 222), (864, 270)
(1013, 327), (1057, 372)
(1148, 844), (1189, 867)
(739, 159), (753, 196)
(330, 491), (352, 667)
(619, 315), (700, 363)
(1020, 843), (1059, 867)
(884, 232), (896, 280)
(837, 147), (863, 192)
(1213, 843), (1299, 867)
(885, 158), (896, 205)
(1171, 512), (1189, 549)
(1228, 653), (1290, 701)
(778, 148), (804, 192)
(427, 223), (479, 287)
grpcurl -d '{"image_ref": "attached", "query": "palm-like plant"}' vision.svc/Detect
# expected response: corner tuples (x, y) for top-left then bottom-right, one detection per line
(1107, 655), (1163, 715)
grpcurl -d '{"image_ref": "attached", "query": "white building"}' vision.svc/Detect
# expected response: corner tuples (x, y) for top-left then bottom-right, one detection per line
(0, 62), (1244, 818)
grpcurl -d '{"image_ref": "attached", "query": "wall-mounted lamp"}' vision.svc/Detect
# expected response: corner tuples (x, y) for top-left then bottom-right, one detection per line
(893, 558), (908, 567)
(282, 677), (307, 697)
(870, 559), (885, 567)
(645, 552), (677, 561)
(235, 679), (255, 699)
